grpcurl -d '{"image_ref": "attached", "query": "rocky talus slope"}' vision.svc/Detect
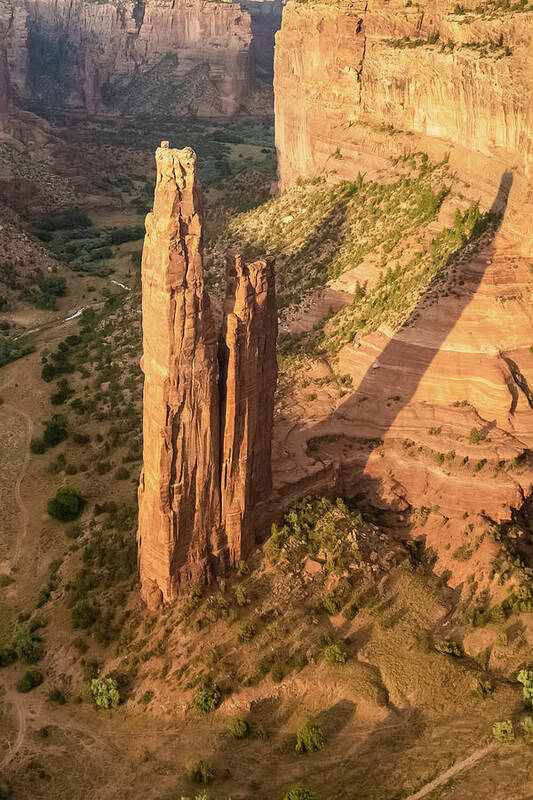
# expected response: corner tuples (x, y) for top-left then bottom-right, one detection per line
(272, 0), (533, 583)
(137, 143), (277, 607)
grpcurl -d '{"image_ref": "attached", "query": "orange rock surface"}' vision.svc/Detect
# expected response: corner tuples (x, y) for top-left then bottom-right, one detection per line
(138, 144), (277, 607)
(272, 0), (533, 581)
(1, 0), (274, 117)
(221, 254), (277, 565)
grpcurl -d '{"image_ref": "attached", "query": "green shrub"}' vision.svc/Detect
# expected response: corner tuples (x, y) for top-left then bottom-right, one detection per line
(0, 645), (17, 667)
(66, 523), (82, 539)
(271, 658), (284, 683)
(322, 592), (342, 615)
(238, 621), (256, 643)
(17, 669), (43, 693)
(188, 760), (215, 785)
(91, 676), (120, 709)
(30, 438), (46, 454)
(192, 680), (222, 714)
(492, 719), (514, 742)
(51, 379), (72, 405)
(72, 600), (99, 629)
(282, 789), (320, 800)
(235, 584), (248, 606)
(469, 427), (481, 444)
(434, 639), (464, 657)
(295, 720), (324, 753)
(12, 624), (43, 664)
(229, 717), (250, 739)
(518, 669), (533, 707)
(48, 687), (66, 704)
(48, 486), (85, 521)
(520, 716), (533, 742)
(324, 643), (347, 665)
(43, 414), (68, 447)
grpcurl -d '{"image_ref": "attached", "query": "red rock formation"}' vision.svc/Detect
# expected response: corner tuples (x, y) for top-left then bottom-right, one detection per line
(1, 0), (274, 118)
(138, 144), (277, 607)
(221, 254), (277, 565)
(272, 0), (533, 588)
(274, 0), (533, 248)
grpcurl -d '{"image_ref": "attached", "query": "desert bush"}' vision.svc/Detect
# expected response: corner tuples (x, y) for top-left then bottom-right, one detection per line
(17, 669), (43, 693)
(492, 719), (514, 742)
(434, 639), (464, 657)
(0, 338), (33, 368)
(12, 624), (43, 664)
(91, 676), (120, 709)
(282, 789), (319, 800)
(43, 414), (68, 447)
(72, 600), (100, 629)
(271, 658), (284, 683)
(520, 716), (533, 742)
(48, 486), (85, 521)
(295, 721), (324, 753)
(229, 717), (250, 739)
(238, 621), (256, 643)
(518, 669), (533, 707)
(188, 760), (215, 785)
(30, 438), (46, 454)
(235, 584), (248, 606)
(322, 592), (342, 615)
(324, 643), (347, 665)
(114, 466), (130, 480)
(51, 379), (72, 405)
(193, 680), (222, 714)
(48, 687), (66, 704)
(0, 645), (16, 667)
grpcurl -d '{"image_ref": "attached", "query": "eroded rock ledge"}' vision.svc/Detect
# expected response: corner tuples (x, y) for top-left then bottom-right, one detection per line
(137, 142), (277, 608)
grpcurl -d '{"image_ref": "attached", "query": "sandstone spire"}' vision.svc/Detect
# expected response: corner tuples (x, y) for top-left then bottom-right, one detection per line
(221, 254), (278, 566)
(137, 143), (277, 608)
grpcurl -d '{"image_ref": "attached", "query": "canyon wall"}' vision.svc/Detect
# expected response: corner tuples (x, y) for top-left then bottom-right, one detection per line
(0, 0), (282, 118)
(138, 143), (277, 607)
(274, 0), (533, 247)
(272, 0), (533, 574)
(24, 0), (254, 117)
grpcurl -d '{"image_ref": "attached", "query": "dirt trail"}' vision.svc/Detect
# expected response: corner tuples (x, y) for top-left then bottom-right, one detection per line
(0, 388), (34, 566)
(0, 379), (34, 770)
(0, 688), (26, 769)
(403, 743), (499, 800)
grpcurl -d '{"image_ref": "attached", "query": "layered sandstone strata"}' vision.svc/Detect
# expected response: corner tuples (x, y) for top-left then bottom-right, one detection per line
(138, 143), (277, 607)
(0, 0), (282, 118)
(23, 0), (253, 116)
(272, 0), (533, 583)
(274, 0), (533, 247)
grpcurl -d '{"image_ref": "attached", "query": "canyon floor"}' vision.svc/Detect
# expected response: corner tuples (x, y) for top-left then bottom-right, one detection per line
(1, 115), (533, 800)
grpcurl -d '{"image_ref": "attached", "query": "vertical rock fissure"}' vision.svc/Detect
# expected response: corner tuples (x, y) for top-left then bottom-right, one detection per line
(137, 143), (277, 609)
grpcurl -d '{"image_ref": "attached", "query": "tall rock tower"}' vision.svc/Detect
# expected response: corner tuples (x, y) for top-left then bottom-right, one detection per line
(137, 142), (277, 609)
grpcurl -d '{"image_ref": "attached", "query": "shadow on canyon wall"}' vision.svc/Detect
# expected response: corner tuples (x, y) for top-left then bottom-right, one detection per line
(293, 169), (515, 510)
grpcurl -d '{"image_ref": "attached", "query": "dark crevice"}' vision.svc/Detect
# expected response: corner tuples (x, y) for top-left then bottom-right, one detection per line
(500, 352), (533, 411)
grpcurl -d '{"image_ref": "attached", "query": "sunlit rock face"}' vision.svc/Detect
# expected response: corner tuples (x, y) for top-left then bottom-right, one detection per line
(137, 144), (277, 609)
(274, 0), (533, 246)
(272, 0), (533, 577)
(0, 0), (282, 118)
